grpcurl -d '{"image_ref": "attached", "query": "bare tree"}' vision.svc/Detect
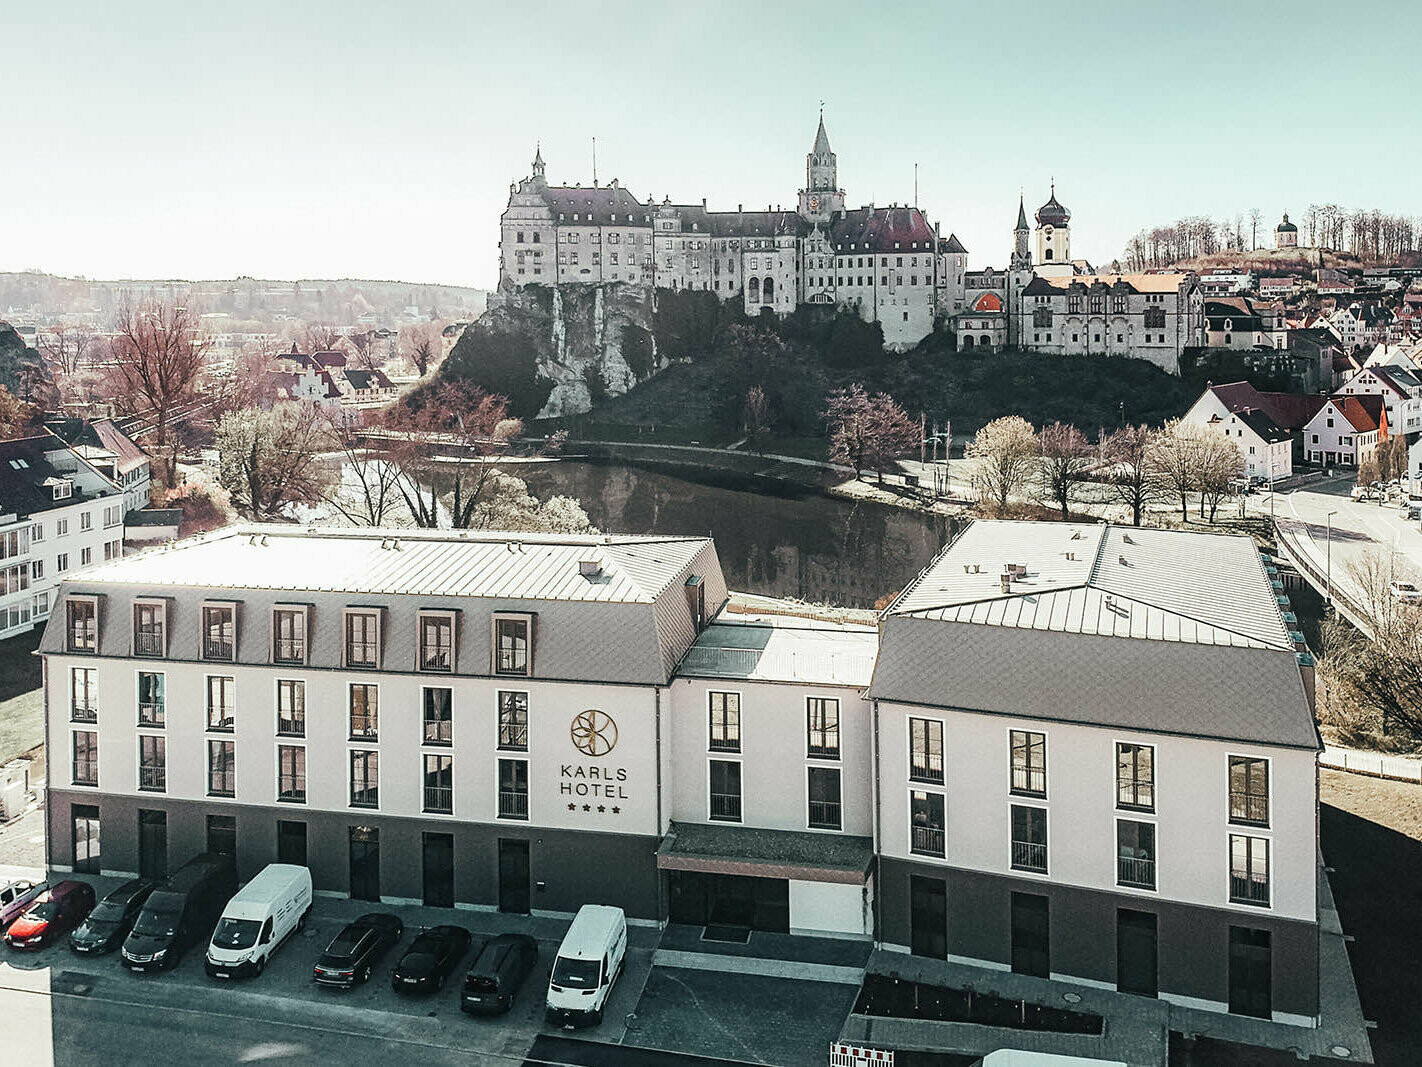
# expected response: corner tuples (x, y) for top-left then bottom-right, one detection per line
(967, 415), (1038, 513)
(1196, 430), (1244, 522)
(1248, 208), (1262, 251)
(108, 302), (211, 475)
(1101, 425), (1161, 526)
(346, 328), (381, 370)
(1034, 422), (1093, 519)
(326, 408), (405, 526)
(400, 322), (442, 377)
(301, 322), (344, 354)
(1145, 419), (1202, 521)
(823, 384), (919, 482)
(215, 401), (339, 520)
(743, 385), (772, 455)
(39, 322), (96, 376)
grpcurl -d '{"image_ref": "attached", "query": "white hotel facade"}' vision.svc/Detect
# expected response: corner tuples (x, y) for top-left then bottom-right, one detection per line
(42, 521), (1322, 1025)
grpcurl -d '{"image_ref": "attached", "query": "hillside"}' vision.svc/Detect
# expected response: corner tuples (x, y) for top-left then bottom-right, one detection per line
(0, 322), (56, 408)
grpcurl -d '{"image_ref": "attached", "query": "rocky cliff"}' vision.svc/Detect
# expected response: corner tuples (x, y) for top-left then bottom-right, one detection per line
(442, 282), (664, 418)
(0, 322), (57, 408)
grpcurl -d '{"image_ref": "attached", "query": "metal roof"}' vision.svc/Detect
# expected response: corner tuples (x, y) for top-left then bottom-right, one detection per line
(887, 520), (1293, 651)
(676, 617), (878, 687)
(77, 524), (712, 604)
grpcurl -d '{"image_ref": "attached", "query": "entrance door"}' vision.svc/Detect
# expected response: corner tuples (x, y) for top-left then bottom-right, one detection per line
(277, 820), (307, 867)
(206, 814), (236, 875)
(71, 804), (100, 874)
(1010, 892), (1050, 978)
(498, 839), (530, 914)
(422, 832), (455, 908)
(1228, 926), (1272, 1018)
(349, 826), (380, 902)
(138, 809), (167, 881)
(910, 876), (948, 959)
(666, 871), (788, 932)
(1116, 909), (1158, 997)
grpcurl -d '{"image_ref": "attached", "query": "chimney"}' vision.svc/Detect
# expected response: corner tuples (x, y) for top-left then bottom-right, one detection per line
(579, 559), (602, 579)
(999, 573), (1012, 594)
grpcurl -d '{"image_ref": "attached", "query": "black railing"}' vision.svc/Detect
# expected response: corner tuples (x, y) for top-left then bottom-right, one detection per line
(1011, 768), (1047, 797)
(278, 781), (306, 804)
(350, 786), (379, 809)
(911, 825), (945, 857)
(134, 631), (164, 656)
(709, 792), (742, 822)
(424, 786), (453, 814)
(1118, 856), (1155, 890)
(424, 720), (452, 745)
(708, 734), (740, 753)
(71, 703), (97, 724)
(349, 717), (378, 741)
(497, 648), (528, 674)
(808, 800), (841, 830)
(910, 756), (944, 784)
(277, 717), (304, 738)
(498, 790), (528, 820)
(347, 641), (378, 667)
(274, 638), (305, 664)
(72, 761), (97, 786)
(139, 765), (166, 791)
(421, 647), (452, 671)
(1011, 840), (1048, 873)
(203, 638), (234, 661)
(137, 703), (163, 727)
(807, 733), (840, 759)
(1230, 874), (1270, 906)
(1229, 795), (1269, 826)
(208, 711), (235, 732)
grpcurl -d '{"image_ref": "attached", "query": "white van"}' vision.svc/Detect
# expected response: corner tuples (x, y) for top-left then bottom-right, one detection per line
(545, 904), (628, 1027)
(205, 863), (312, 978)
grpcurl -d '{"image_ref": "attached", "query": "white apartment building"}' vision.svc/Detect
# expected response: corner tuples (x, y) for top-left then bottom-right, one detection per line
(42, 520), (1322, 1027)
(1302, 396), (1384, 467)
(1203, 409), (1294, 481)
(0, 432), (132, 640)
(1336, 363), (1422, 437)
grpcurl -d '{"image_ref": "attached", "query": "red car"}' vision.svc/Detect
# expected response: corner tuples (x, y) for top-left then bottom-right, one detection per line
(4, 881), (95, 950)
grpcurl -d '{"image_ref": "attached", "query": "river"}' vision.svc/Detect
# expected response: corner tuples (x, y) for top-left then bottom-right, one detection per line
(517, 460), (956, 609)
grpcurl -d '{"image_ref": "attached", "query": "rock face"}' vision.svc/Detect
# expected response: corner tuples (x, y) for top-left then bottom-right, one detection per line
(449, 282), (661, 418)
(0, 322), (57, 408)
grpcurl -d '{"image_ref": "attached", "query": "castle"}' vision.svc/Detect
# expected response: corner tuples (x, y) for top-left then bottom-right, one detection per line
(499, 115), (1203, 368)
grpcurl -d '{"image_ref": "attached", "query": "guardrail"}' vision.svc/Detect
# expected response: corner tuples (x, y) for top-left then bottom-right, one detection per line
(1320, 745), (1422, 783)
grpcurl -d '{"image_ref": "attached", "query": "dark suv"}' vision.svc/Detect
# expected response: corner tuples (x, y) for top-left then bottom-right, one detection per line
(70, 879), (155, 955)
(313, 913), (404, 988)
(461, 933), (539, 1015)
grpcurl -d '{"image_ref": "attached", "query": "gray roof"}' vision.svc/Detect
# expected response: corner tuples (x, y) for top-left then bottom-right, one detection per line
(871, 520), (1317, 749)
(676, 617), (877, 687)
(658, 821), (873, 877)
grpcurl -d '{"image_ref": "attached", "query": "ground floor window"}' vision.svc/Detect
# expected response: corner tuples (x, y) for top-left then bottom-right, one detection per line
(349, 825), (380, 902)
(1010, 891), (1050, 978)
(277, 820), (307, 867)
(1228, 926), (1272, 1018)
(138, 809), (167, 881)
(206, 814), (236, 866)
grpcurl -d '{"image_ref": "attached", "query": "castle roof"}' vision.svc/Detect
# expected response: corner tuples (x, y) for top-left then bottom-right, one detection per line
(1035, 184), (1070, 227)
(830, 206), (937, 253)
(1016, 195), (1028, 231)
(813, 114), (833, 155)
(940, 233), (968, 254)
(544, 185), (648, 225)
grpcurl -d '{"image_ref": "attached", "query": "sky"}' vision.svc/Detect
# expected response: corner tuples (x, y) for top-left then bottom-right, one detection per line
(3, 0), (1419, 289)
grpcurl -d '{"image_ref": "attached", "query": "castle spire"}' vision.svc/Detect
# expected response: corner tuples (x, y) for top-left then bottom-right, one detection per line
(532, 143), (545, 179)
(813, 110), (832, 155)
(1016, 192), (1028, 231)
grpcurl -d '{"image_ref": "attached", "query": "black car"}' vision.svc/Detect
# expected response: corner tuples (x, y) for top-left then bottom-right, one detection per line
(122, 853), (237, 972)
(461, 933), (539, 1015)
(70, 879), (155, 956)
(391, 925), (472, 993)
(313, 913), (404, 988)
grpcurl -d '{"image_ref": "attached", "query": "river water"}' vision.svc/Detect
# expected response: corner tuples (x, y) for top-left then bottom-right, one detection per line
(517, 460), (956, 609)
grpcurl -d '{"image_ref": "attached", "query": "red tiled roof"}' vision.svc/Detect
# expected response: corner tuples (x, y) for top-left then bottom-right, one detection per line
(1333, 395), (1385, 433)
(1206, 382), (1326, 430)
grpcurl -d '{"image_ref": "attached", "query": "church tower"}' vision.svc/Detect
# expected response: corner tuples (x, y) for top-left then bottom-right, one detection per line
(1034, 183), (1073, 278)
(798, 110), (845, 223)
(531, 144), (547, 188)
(1010, 194), (1031, 270)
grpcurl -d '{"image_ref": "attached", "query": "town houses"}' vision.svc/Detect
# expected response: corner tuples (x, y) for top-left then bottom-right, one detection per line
(42, 518), (1324, 1027)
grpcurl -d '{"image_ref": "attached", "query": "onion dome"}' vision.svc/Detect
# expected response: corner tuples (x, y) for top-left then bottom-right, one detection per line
(1276, 213), (1298, 233)
(1035, 183), (1070, 228)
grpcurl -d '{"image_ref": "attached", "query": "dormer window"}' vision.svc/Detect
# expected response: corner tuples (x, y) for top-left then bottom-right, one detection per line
(202, 602), (237, 661)
(419, 611), (456, 672)
(271, 605), (308, 665)
(133, 599), (167, 658)
(67, 597), (98, 653)
(344, 608), (381, 669)
(493, 614), (533, 677)
(50, 478), (73, 501)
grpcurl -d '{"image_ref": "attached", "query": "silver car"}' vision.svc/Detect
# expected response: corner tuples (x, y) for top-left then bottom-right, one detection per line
(0, 880), (44, 928)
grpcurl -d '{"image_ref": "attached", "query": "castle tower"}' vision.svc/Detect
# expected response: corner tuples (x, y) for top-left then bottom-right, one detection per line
(1034, 182), (1073, 277)
(1275, 212), (1299, 250)
(799, 109), (845, 223)
(531, 144), (547, 186)
(1010, 194), (1031, 270)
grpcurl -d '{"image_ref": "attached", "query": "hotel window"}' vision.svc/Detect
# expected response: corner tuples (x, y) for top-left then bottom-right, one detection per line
(276, 680), (305, 737)
(1116, 820), (1156, 890)
(278, 745), (306, 803)
(1116, 743), (1154, 811)
(72, 730), (98, 787)
(349, 684), (379, 741)
(133, 601), (165, 657)
(423, 754), (453, 814)
(806, 697), (840, 759)
(202, 603), (236, 661)
(1229, 834), (1270, 906)
(909, 718), (944, 784)
(909, 790), (945, 857)
(708, 691), (741, 752)
(419, 612), (454, 672)
(138, 735), (166, 792)
(807, 767), (842, 830)
(1010, 804), (1048, 873)
(423, 687), (453, 746)
(344, 609), (380, 668)
(66, 597), (96, 657)
(494, 615), (532, 676)
(81, 547), (91, 566)
(137, 671), (165, 727)
(497, 758), (528, 820)
(80, 511), (92, 531)
(1010, 730), (1047, 797)
(1229, 756), (1269, 826)
(708, 759), (742, 822)
(205, 676), (235, 731)
(349, 750), (379, 808)
(497, 690), (528, 751)
(103, 504), (122, 528)
(272, 607), (306, 664)
(71, 667), (98, 722)
(57, 553), (69, 573)
(207, 740), (235, 797)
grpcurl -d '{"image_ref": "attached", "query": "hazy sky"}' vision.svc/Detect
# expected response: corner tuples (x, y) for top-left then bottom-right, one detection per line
(4, 1), (1418, 288)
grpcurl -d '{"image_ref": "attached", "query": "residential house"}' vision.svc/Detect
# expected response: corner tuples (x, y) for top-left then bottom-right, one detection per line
(1337, 364), (1422, 438)
(1197, 269), (1257, 296)
(47, 418), (153, 513)
(341, 368), (399, 405)
(1301, 395), (1385, 467)
(1205, 409), (1293, 481)
(1204, 298), (1287, 350)
(1259, 277), (1301, 300)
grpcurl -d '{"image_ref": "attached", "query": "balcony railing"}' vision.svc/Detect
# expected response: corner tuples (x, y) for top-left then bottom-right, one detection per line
(1229, 795), (1269, 826)
(208, 777), (235, 798)
(709, 792), (742, 822)
(134, 631), (164, 657)
(277, 717), (304, 738)
(346, 641), (378, 667)
(273, 638), (305, 664)
(71, 703), (97, 724)
(72, 761), (97, 787)
(910, 824), (945, 857)
(1011, 840), (1048, 873)
(496, 649), (528, 675)
(910, 756), (944, 784)
(423, 720), (452, 745)
(350, 786), (379, 809)
(208, 710), (235, 732)
(278, 782), (306, 804)
(421, 647), (452, 671)
(498, 790), (528, 820)
(137, 703), (164, 727)
(203, 638), (234, 661)
(1117, 855), (1156, 890)
(349, 718), (378, 741)
(139, 766), (166, 791)
(808, 800), (841, 830)
(1011, 768), (1047, 797)
(807, 734), (840, 759)
(424, 786), (453, 814)
(1230, 874), (1270, 906)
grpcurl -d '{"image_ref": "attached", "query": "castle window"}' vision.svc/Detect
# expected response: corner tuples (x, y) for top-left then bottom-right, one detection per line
(1045, 249), (1054, 261)
(748, 277), (760, 301)
(516, 231), (525, 243)
(532, 233), (540, 243)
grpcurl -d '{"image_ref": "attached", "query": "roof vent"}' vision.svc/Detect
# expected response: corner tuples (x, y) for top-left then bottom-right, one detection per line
(972, 564), (981, 573)
(1120, 555), (1130, 567)
(1065, 551), (1076, 561)
(1122, 533), (1135, 544)
(999, 573), (1013, 594)
(1070, 530), (1082, 540)
(579, 559), (602, 579)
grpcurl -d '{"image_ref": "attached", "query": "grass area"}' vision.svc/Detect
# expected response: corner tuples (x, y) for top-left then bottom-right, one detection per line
(0, 629), (43, 762)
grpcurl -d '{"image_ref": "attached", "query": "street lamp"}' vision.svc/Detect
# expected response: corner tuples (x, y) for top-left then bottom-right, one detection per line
(1326, 509), (1339, 605)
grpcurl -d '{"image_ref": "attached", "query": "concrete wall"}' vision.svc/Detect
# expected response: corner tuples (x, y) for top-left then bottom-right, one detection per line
(790, 878), (869, 937)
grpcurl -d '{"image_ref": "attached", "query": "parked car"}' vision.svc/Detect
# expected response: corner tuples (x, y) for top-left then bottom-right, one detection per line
(1389, 580), (1422, 604)
(461, 933), (539, 1015)
(0, 880), (44, 928)
(390, 925), (472, 993)
(70, 879), (154, 955)
(4, 880), (95, 950)
(122, 852), (237, 972)
(546, 904), (627, 1028)
(206, 864), (312, 979)
(314, 912), (404, 988)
